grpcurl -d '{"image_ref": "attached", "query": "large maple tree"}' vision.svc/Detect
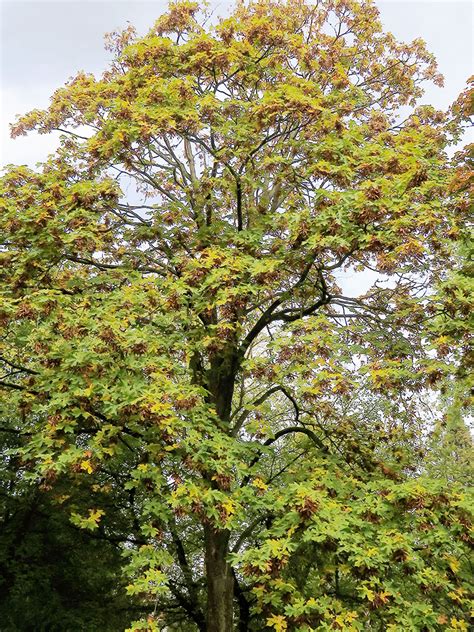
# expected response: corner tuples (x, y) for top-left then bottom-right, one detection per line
(0, 1), (472, 630)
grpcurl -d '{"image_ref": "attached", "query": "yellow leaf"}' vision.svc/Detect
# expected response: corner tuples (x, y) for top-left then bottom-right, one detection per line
(88, 508), (105, 525)
(164, 443), (179, 451)
(221, 498), (236, 517)
(448, 588), (466, 604)
(447, 556), (460, 574)
(80, 459), (93, 474)
(361, 586), (375, 601)
(266, 615), (287, 632)
(252, 477), (268, 491)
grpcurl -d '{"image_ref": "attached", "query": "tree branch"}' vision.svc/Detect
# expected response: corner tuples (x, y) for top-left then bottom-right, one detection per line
(231, 386), (281, 437)
(239, 257), (321, 358)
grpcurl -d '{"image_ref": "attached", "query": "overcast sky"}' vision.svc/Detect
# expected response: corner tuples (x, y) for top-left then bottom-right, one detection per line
(0, 0), (472, 167)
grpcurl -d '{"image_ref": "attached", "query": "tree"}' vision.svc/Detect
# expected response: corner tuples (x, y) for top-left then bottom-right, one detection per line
(0, 1), (472, 630)
(425, 77), (473, 488)
(0, 404), (143, 631)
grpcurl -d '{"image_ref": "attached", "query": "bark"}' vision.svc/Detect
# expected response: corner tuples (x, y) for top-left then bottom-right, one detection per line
(233, 569), (251, 632)
(204, 526), (234, 632)
(207, 349), (238, 423)
(203, 345), (239, 630)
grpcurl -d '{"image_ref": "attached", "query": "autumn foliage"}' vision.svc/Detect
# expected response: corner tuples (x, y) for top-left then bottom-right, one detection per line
(0, 1), (472, 631)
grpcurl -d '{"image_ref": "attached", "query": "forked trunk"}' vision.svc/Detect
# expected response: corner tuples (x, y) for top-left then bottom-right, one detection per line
(205, 526), (234, 632)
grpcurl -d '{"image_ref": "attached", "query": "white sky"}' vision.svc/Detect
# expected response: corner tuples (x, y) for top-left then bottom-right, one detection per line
(0, 0), (472, 167)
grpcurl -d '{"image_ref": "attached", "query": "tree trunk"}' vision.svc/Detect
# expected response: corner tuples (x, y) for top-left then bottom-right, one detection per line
(203, 345), (238, 630)
(204, 526), (234, 632)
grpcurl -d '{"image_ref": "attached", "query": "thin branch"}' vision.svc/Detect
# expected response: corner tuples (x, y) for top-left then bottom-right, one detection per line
(231, 386), (280, 437)
(232, 515), (268, 553)
(0, 356), (39, 376)
(239, 257), (320, 358)
(241, 425), (327, 488)
(0, 380), (37, 394)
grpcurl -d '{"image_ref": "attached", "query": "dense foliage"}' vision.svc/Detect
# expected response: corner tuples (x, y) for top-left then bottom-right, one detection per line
(0, 1), (472, 630)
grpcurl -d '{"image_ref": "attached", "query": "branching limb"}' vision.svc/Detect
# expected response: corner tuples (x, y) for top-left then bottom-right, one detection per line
(231, 386), (281, 437)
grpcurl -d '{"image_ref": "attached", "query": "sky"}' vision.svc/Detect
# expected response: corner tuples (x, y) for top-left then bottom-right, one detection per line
(0, 0), (472, 167)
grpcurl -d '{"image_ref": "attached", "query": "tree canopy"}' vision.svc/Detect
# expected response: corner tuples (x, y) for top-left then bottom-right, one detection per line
(0, 1), (472, 630)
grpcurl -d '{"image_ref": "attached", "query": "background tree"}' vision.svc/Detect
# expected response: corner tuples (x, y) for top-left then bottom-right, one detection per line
(425, 78), (473, 488)
(0, 407), (142, 631)
(0, 1), (472, 630)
